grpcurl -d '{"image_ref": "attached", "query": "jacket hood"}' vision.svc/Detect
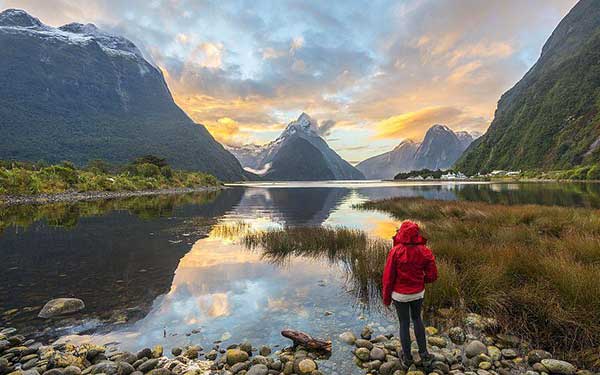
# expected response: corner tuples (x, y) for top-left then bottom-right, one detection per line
(393, 220), (426, 246)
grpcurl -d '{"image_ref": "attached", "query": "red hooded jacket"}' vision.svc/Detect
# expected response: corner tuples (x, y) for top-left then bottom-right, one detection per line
(382, 221), (438, 305)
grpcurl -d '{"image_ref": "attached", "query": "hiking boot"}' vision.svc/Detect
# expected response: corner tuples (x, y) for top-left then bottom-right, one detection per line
(402, 354), (414, 369)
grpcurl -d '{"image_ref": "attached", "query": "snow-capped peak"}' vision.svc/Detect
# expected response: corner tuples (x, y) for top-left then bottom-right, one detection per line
(281, 112), (319, 137)
(0, 9), (43, 28)
(59, 22), (100, 34)
(428, 124), (453, 134)
(0, 9), (146, 61)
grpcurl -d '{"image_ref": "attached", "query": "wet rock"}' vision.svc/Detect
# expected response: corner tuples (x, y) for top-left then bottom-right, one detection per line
(116, 362), (134, 375)
(258, 346), (271, 357)
(205, 350), (218, 361)
(63, 367), (82, 375)
(38, 299), (85, 318)
(92, 361), (118, 375)
(21, 358), (39, 370)
(501, 349), (517, 359)
(239, 342), (252, 355)
(170, 348), (182, 357)
(355, 348), (370, 362)
(465, 341), (488, 358)
(246, 364), (268, 375)
(42, 370), (64, 375)
(528, 350), (552, 365)
(225, 349), (249, 366)
(533, 362), (548, 372)
(370, 347), (386, 361)
(229, 361), (250, 373)
(295, 358), (317, 375)
(355, 339), (373, 350)
(151, 346), (162, 359)
(540, 359), (576, 375)
(112, 353), (137, 365)
(361, 327), (373, 340)
(487, 346), (501, 362)
(339, 332), (356, 345)
(146, 369), (171, 375)
(428, 336), (447, 348)
(137, 359), (159, 373)
(478, 361), (492, 370)
(183, 346), (200, 359)
(379, 360), (401, 375)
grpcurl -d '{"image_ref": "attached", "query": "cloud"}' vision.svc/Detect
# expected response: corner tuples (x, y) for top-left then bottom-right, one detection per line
(374, 106), (463, 140)
(317, 119), (336, 136)
(0, 0), (578, 160)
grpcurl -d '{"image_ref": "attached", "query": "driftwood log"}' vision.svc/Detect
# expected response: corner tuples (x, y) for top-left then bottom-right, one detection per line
(281, 329), (332, 353)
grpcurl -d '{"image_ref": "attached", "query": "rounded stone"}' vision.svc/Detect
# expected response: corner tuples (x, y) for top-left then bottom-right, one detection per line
(38, 298), (85, 318)
(540, 359), (576, 375)
(245, 363), (268, 375)
(427, 336), (447, 348)
(226, 349), (249, 366)
(354, 339), (373, 350)
(355, 348), (370, 362)
(465, 340), (488, 358)
(239, 342), (252, 355)
(369, 347), (386, 361)
(339, 332), (356, 345)
(296, 358), (317, 375)
(137, 358), (159, 372)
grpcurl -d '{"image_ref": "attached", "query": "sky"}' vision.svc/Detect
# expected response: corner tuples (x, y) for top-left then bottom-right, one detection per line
(1, 0), (578, 163)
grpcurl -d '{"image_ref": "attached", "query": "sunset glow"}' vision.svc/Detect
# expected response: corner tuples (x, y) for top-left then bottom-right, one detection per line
(3, 0), (577, 160)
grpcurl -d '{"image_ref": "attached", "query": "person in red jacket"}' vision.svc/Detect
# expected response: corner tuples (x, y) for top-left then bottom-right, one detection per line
(382, 220), (438, 365)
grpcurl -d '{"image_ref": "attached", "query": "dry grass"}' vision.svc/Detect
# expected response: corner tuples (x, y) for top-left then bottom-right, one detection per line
(240, 198), (600, 364)
(358, 198), (600, 361)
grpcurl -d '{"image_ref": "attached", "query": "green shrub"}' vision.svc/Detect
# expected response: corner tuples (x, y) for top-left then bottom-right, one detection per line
(586, 164), (600, 180)
(134, 163), (161, 178)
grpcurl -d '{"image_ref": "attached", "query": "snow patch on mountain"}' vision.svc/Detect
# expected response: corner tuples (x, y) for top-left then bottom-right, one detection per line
(0, 9), (152, 72)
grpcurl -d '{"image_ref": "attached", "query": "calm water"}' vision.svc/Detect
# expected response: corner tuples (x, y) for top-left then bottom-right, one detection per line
(1, 181), (600, 374)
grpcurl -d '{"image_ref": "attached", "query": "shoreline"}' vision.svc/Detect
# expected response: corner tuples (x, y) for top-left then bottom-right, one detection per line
(0, 186), (222, 207)
(0, 310), (591, 375)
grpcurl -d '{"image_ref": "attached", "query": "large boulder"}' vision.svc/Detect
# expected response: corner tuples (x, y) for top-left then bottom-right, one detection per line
(540, 359), (576, 375)
(38, 298), (85, 318)
(465, 340), (488, 358)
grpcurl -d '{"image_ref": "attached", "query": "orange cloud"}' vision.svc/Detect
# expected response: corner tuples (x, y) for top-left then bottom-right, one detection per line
(373, 106), (463, 140)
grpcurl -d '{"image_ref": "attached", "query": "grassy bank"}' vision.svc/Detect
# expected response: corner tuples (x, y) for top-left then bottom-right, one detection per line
(240, 199), (600, 365)
(359, 198), (600, 364)
(0, 157), (219, 197)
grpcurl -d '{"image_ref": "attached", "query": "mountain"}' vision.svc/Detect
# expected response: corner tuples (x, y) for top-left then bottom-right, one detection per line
(413, 125), (466, 170)
(0, 9), (249, 181)
(355, 140), (419, 180)
(228, 113), (365, 180)
(456, 0), (600, 174)
(356, 125), (476, 179)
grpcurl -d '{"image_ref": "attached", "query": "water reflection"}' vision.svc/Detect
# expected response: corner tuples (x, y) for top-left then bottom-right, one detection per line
(0, 189), (244, 336)
(3, 181), (600, 374)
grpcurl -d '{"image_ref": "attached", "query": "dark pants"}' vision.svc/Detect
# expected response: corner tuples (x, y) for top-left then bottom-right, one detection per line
(393, 298), (428, 359)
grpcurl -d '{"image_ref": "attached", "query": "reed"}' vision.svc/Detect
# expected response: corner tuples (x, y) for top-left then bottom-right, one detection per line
(239, 198), (600, 363)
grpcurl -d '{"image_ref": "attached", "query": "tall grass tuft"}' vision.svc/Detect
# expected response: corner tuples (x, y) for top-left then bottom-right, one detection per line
(357, 197), (600, 363)
(240, 198), (600, 364)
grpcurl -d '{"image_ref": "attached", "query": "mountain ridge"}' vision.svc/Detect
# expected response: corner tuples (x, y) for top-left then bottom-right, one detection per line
(356, 125), (477, 179)
(228, 113), (365, 180)
(456, 0), (600, 174)
(0, 8), (250, 181)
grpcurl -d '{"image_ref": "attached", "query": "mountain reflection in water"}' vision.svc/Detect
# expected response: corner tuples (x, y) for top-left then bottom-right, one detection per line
(2, 181), (600, 373)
